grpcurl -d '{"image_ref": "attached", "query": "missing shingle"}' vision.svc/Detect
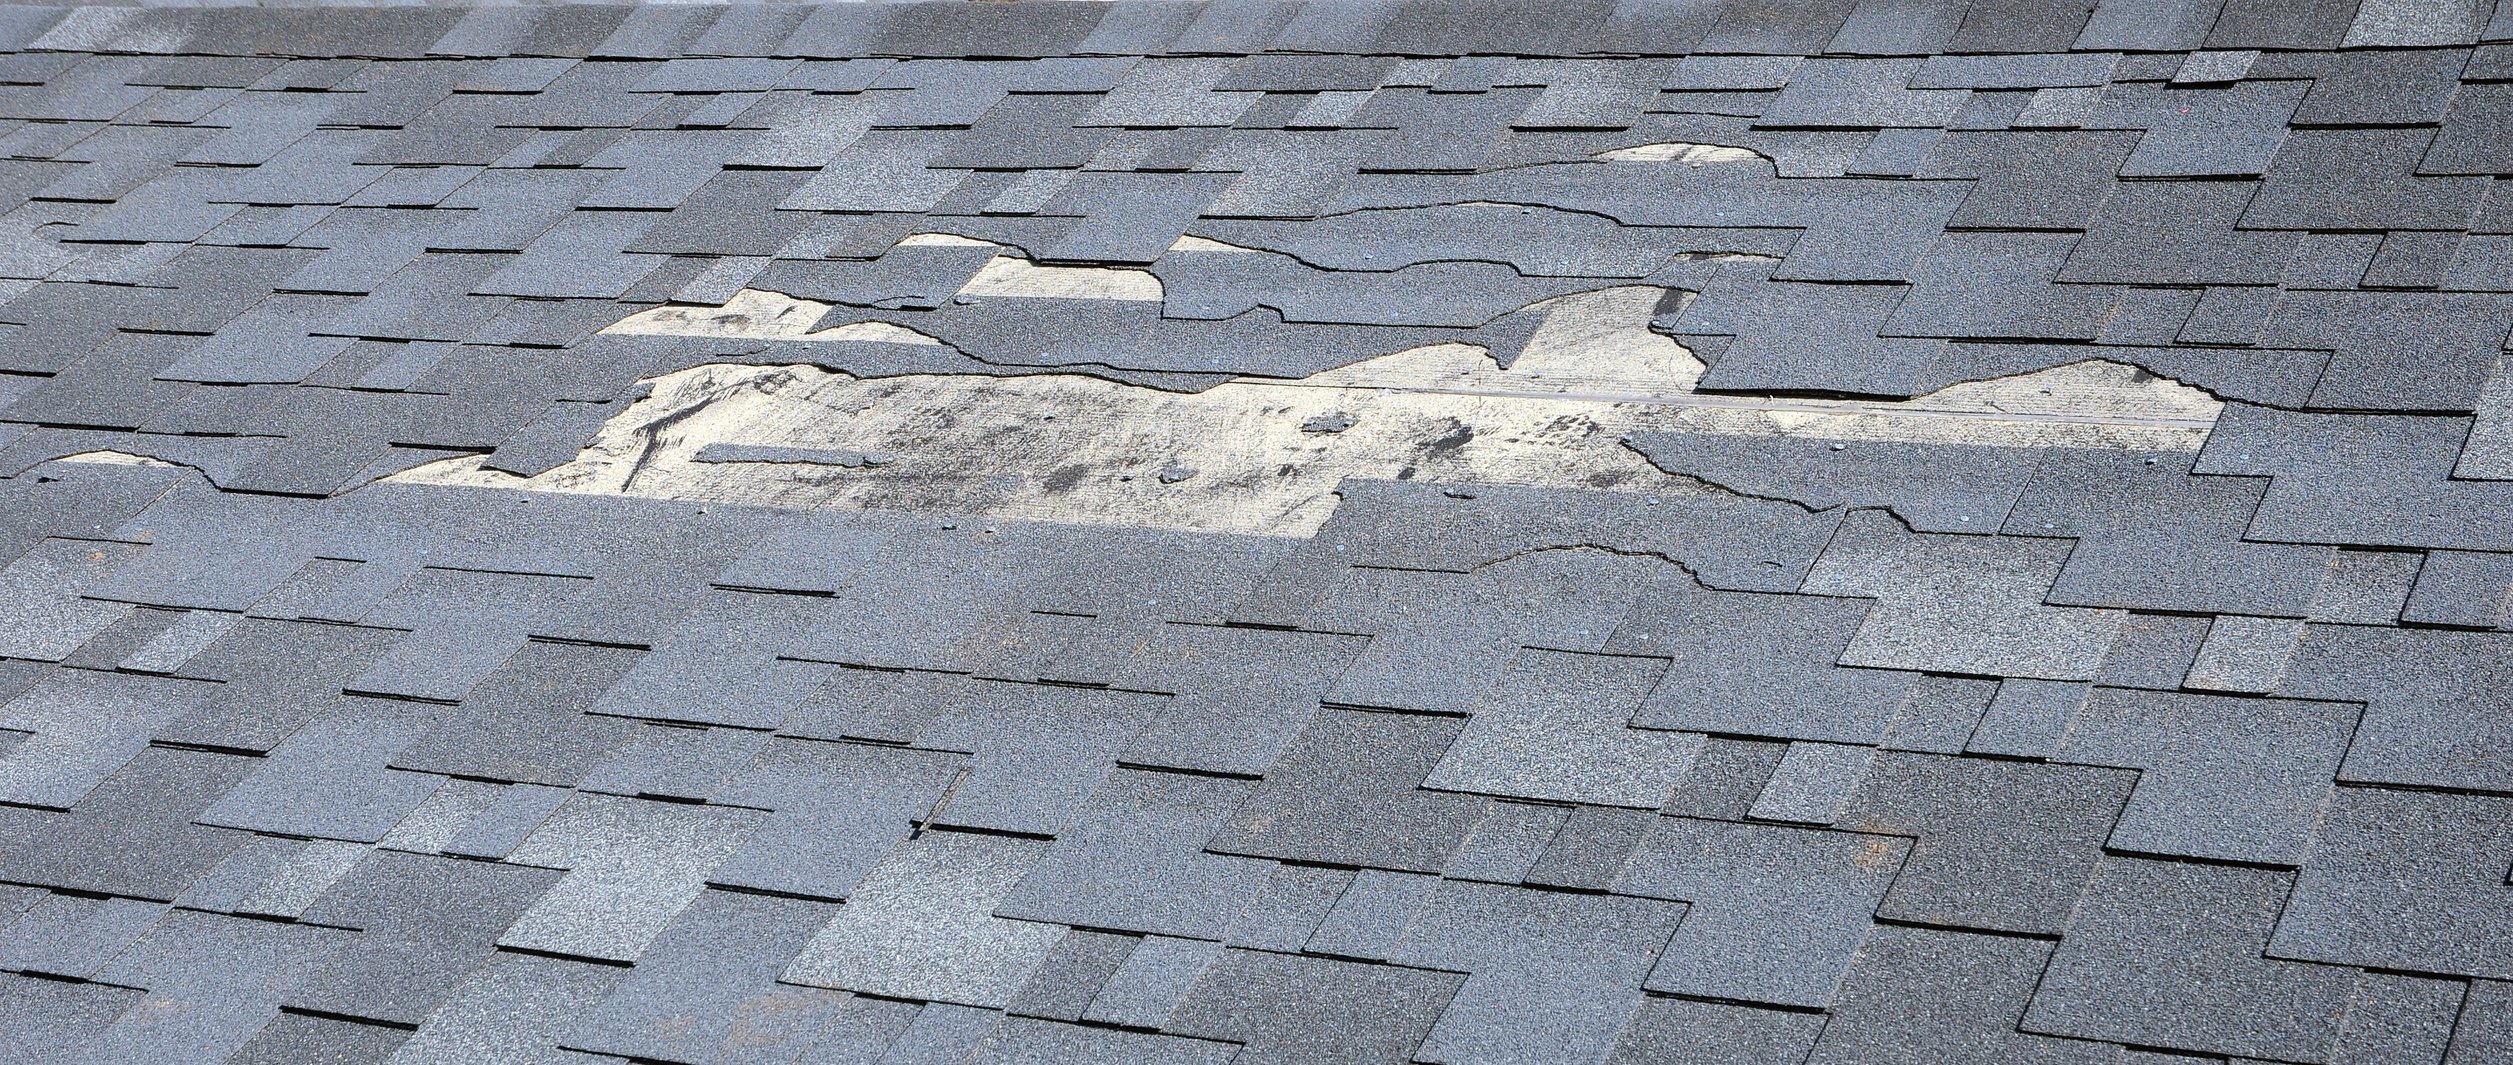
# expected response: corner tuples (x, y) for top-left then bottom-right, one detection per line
(42, 450), (184, 468)
(605, 289), (946, 344)
(400, 286), (2221, 536)
(1591, 142), (1770, 165)
(957, 256), (1163, 301)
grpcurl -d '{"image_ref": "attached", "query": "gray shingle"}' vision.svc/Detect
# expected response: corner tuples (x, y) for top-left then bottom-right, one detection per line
(383, 951), (623, 1065)
(1808, 924), (2085, 1065)
(1760, 59), (1969, 129)
(2345, 0), (2490, 45)
(2309, 549), (2422, 625)
(2270, 787), (2513, 981)
(389, 640), (645, 787)
(474, 212), (664, 300)
(2057, 687), (2353, 865)
(228, 1014), (410, 1065)
(160, 618), (397, 751)
(2004, 450), (2334, 616)
(709, 737), (959, 901)
(1516, 59), (1684, 129)
(2449, 981), (2513, 1065)
(931, 93), (1113, 170)
(2064, 182), (2298, 286)
(1659, 266), (1941, 396)
(1369, 0), (1620, 60)
(780, 830), (1065, 1009)
(1882, 675), (1996, 754)
(0, 668), (209, 809)
(623, 170), (819, 257)
(1208, 708), (1489, 873)
(1614, 574), (1920, 745)
(2183, 614), (2307, 692)
(2022, 857), (2357, 1062)
(0, 892), (165, 980)
(564, 889), (849, 1065)
(2077, 0), (2224, 50)
(1524, 806), (1655, 892)
(1606, 996), (1823, 1065)
(2332, 971), (2468, 1065)
(1934, 130), (2135, 231)
(1661, 736), (1790, 822)
(1223, 862), (1350, 954)
(1388, 879), (1685, 1065)
(1109, 623), (1361, 777)
(0, 965), (142, 1058)
(2108, 80), (2307, 178)
(2426, 82), (2513, 176)
(194, 694), (444, 844)
(1424, 648), (1699, 808)
(77, 909), (343, 1065)
(996, 768), (1268, 940)
(593, 590), (833, 729)
(1950, 0), (2101, 51)
(1166, 948), (1462, 1065)
(1154, 247), (1609, 328)
(2197, 406), (2513, 551)
(1883, 232), (2120, 342)
(2401, 549), (2513, 628)
(1442, 801), (1568, 884)
(2248, 127), (2491, 230)
(1802, 511), (2125, 682)
(2289, 47), (2472, 127)
(781, 129), (969, 213)
(0, 746), (254, 901)
(1619, 816), (1904, 1009)
(1838, 752), (2134, 935)
(497, 793), (764, 964)
(1630, 433), (2043, 535)
(291, 849), (562, 1027)
(0, 538), (143, 663)
(436, 782), (572, 862)
(2287, 626), (2513, 796)
(1009, 929), (1136, 1023)
(914, 679), (1164, 837)
(1309, 551), (1657, 716)
(1082, 935), (1222, 1029)
(1304, 868), (1439, 961)
(1747, 742), (1874, 826)
(2267, 291), (2513, 412)
(2221, 0), (2352, 47)
(2444, 233), (2513, 291)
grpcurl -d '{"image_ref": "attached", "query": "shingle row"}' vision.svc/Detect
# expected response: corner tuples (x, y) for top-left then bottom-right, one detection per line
(0, 454), (2509, 1063)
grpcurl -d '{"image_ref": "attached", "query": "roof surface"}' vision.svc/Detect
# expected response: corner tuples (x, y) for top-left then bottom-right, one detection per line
(1, 1), (2511, 1063)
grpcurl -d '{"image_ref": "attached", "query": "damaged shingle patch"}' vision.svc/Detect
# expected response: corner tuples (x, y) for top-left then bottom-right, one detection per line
(0, 2), (2509, 1063)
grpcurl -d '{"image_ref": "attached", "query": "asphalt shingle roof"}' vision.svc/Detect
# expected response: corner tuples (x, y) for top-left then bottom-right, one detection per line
(1, 0), (2511, 1062)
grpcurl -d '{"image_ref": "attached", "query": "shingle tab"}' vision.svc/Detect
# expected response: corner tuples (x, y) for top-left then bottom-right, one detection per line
(2271, 787), (2513, 980)
(1620, 817), (1905, 1009)
(2023, 858), (2357, 1062)
(1388, 879), (1683, 1065)
(780, 830), (1065, 1009)
(1424, 648), (1699, 807)
(1839, 752), (2133, 935)
(1208, 708), (1489, 873)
